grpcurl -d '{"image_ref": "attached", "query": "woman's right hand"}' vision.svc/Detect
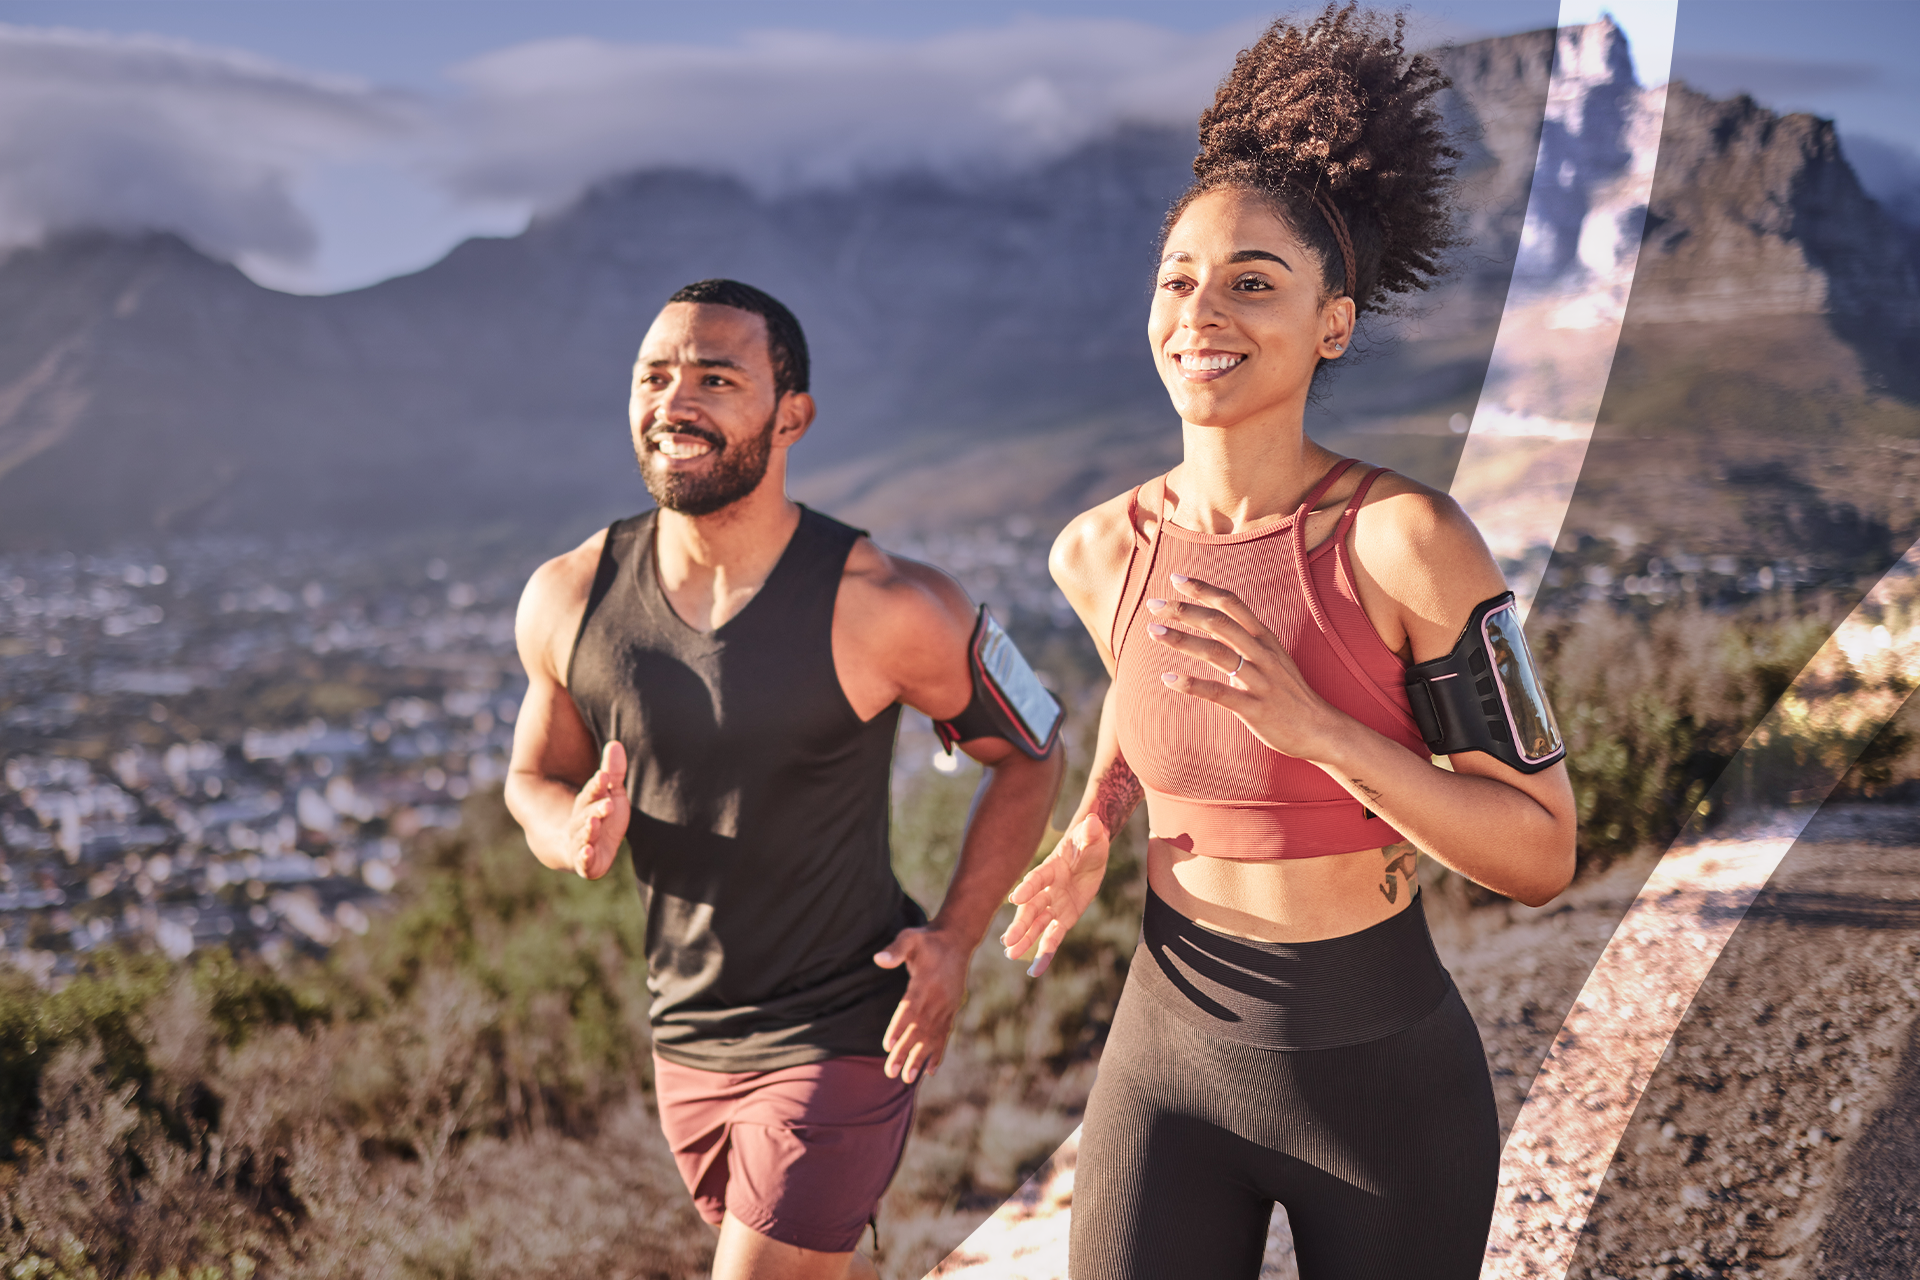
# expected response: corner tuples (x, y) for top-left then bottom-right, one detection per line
(1000, 813), (1112, 977)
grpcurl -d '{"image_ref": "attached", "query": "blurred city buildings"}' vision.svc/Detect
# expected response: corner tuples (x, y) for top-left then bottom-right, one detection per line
(0, 539), (524, 974)
(0, 519), (1081, 976)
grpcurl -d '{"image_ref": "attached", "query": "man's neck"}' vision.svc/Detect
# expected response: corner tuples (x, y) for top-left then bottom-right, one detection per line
(653, 480), (803, 633)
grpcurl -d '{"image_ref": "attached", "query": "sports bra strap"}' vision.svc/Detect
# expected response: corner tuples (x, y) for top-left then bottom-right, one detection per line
(1302, 457), (1360, 516)
(1123, 481), (1147, 546)
(1111, 476), (1165, 659)
(1111, 464), (1364, 661)
(1339, 463), (1389, 524)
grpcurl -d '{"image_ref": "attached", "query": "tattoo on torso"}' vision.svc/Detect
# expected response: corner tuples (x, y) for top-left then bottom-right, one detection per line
(1378, 841), (1419, 904)
(1093, 755), (1144, 837)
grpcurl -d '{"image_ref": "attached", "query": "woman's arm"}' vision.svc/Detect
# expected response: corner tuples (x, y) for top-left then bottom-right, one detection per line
(1306, 711), (1573, 906)
(999, 499), (1149, 974)
(1000, 681), (1140, 974)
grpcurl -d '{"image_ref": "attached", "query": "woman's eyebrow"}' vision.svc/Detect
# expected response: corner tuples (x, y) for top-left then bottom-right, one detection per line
(1228, 249), (1292, 271)
(1156, 249), (1294, 272)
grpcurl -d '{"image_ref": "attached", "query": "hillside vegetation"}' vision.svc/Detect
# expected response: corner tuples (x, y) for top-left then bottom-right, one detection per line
(5, 577), (1920, 1277)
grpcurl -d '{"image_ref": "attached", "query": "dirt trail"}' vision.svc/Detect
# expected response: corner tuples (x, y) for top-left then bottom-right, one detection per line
(1568, 805), (1920, 1280)
(1815, 1010), (1920, 1277)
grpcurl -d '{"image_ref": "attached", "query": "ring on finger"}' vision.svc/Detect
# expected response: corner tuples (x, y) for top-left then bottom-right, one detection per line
(1231, 653), (1247, 676)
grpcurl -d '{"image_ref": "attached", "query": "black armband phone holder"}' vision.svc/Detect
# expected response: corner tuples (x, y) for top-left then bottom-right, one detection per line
(935, 606), (1063, 760)
(1404, 591), (1565, 774)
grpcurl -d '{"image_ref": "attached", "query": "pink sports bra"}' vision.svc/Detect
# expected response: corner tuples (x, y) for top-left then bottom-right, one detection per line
(1110, 459), (1430, 860)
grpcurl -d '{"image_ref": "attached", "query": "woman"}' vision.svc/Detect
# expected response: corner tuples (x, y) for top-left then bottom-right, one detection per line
(999, 8), (1579, 1279)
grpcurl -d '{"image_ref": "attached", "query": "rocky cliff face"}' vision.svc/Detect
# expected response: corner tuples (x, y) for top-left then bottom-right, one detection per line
(1514, 18), (1645, 292)
(1544, 35), (1920, 603)
(0, 23), (1913, 549)
(1444, 17), (1920, 357)
(1627, 85), (1920, 407)
(1635, 88), (1920, 329)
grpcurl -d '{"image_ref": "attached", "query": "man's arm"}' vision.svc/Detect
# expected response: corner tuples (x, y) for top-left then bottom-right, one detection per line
(875, 729), (1062, 1079)
(840, 544), (1066, 1083)
(504, 533), (631, 880)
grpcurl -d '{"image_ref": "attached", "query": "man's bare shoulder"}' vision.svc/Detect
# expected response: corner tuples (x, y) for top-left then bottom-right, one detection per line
(833, 536), (978, 719)
(515, 527), (609, 678)
(839, 535), (976, 638)
(522, 527), (608, 618)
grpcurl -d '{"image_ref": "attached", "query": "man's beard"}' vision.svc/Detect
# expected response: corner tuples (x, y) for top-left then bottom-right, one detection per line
(637, 412), (776, 517)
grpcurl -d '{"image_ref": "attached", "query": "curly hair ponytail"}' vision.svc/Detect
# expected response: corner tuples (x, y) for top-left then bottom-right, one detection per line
(1165, 3), (1460, 314)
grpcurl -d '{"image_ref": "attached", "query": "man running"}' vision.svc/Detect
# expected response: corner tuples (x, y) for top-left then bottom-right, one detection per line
(505, 279), (1065, 1279)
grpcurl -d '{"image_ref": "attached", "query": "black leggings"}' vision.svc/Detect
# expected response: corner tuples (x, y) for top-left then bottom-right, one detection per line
(1070, 889), (1499, 1280)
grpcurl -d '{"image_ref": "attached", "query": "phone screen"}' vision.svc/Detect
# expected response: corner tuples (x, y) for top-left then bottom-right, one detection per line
(976, 612), (1062, 750)
(1483, 603), (1563, 765)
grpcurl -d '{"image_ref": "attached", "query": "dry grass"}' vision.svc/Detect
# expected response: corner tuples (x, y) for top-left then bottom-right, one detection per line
(1, 968), (714, 1280)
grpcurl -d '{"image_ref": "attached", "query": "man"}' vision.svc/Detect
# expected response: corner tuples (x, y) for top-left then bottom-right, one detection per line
(506, 279), (1064, 1279)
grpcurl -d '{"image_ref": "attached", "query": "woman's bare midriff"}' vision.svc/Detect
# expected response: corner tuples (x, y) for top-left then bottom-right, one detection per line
(1147, 835), (1417, 943)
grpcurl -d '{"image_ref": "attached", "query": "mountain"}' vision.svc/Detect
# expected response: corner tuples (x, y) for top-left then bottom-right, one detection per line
(1547, 76), (1920, 592)
(0, 132), (1196, 548)
(0, 27), (1555, 550)
(1, 21), (1915, 557)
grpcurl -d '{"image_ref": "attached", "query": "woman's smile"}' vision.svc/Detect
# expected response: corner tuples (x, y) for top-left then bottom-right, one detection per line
(1169, 349), (1248, 380)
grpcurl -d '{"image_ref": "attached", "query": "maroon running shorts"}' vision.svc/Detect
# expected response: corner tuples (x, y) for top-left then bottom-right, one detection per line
(651, 1052), (917, 1254)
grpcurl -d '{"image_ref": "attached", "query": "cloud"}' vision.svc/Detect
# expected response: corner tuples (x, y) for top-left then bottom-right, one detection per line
(0, 23), (418, 268)
(0, 16), (1267, 287)
(1670, 52), (1882, 99)
(3, 13), (1514, 291)
(431, 18), (1261, 207)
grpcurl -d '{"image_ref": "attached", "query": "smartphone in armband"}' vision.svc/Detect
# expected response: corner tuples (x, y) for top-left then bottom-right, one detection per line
(1404, 591), (1564, 773)
(935, 607), (1063, 760)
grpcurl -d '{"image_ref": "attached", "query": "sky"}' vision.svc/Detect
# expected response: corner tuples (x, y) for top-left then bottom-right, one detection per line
(0, 0), (1914, 295)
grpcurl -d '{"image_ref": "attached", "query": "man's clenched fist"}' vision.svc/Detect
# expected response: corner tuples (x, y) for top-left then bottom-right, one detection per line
(570, 740), (629, 879)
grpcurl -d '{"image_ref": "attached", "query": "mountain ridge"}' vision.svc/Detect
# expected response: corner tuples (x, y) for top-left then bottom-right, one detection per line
(2, 24), (1915, 552)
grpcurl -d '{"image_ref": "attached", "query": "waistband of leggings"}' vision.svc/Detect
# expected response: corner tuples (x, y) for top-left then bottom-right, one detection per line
(1137, 885), (1452, 1051)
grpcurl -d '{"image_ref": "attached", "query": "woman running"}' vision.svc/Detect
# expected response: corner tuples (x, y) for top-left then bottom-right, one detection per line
(999, 7), (1578, 1278)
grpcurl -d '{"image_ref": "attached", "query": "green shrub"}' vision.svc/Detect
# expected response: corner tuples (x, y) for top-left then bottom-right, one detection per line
(1536, 594), (1868, 868)
(0, 951), (172, 1161)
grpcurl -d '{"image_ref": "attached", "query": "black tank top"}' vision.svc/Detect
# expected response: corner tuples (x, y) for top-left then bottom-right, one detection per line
(566, 506), (923, 1071)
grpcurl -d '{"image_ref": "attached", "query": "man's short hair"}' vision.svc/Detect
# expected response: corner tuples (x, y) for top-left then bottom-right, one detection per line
(666, 279), (810, 399)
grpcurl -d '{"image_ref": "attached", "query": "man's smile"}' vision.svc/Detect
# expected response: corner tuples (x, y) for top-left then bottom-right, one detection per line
(646, 425), (724, 462)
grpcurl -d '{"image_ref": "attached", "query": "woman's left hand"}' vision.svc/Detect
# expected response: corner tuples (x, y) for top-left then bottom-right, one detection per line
(1146, 573), (1349, 762)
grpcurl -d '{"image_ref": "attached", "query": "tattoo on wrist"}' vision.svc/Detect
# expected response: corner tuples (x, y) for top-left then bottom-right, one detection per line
(1349, 777), (1383, 803)
(1378, 841), (1418, 904)
(1092, 756), (1143, 836)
